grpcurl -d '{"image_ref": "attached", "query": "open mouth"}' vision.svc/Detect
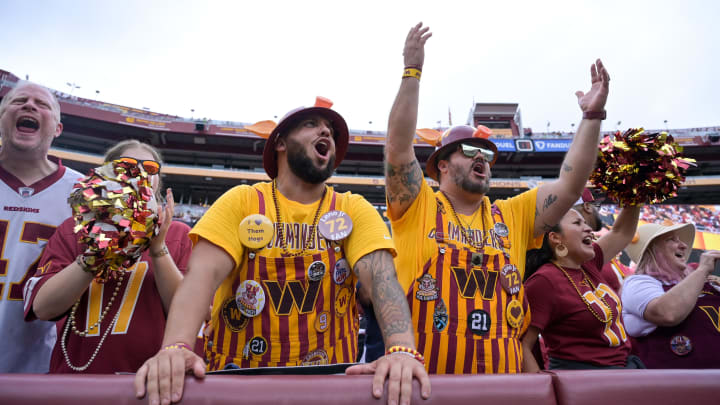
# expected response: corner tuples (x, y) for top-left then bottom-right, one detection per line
(674, 252), (684, 259)
(16, 117), (39, 133)
(582, 235), (593, 246)
(314, 139), (330, 158)
(471, 162), (485, 177)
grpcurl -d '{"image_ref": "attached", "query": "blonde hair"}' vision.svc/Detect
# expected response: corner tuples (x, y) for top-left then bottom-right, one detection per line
(0, 82), (61, 124)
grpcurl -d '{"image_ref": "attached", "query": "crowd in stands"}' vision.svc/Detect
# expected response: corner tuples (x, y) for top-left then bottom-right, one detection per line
(2, 23), (719, 405)
(601, 204), (720, 234)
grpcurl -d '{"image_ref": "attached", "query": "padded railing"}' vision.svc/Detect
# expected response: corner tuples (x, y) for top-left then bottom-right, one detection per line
(0, 370), (718, 405)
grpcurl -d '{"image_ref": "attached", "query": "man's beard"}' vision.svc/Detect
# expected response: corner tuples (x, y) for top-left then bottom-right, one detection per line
(449, 161), (490, 195)
(285, 137), (336, 184)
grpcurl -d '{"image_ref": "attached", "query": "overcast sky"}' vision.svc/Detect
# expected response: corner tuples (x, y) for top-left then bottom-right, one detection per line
(2, 0), (718, 133)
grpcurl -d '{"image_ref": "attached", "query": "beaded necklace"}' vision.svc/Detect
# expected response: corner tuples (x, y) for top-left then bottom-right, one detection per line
(62, 271), (126, 371)
(272, 179), (327, 257)
(441, 192), (486, 250)
(551, 261), (613, 324)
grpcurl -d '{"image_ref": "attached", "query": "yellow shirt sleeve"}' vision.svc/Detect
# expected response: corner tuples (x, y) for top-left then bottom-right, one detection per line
(341, 192), (396, 269)
(189, 185), (253, 268)
(493, 187), (542, 278)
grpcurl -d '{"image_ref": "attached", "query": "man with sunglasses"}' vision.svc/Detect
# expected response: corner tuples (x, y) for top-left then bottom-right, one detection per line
(0, 82), (82, 372)
(384, 23), (611, 374)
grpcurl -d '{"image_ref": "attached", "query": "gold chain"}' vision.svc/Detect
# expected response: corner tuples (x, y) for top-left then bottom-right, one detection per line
(441, 192), (486, 250)
(272, 179), (327, 257)
(551, 261), (613, 324)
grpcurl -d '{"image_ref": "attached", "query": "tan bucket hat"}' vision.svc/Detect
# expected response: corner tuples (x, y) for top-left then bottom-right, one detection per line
(625, 221), (695, 264)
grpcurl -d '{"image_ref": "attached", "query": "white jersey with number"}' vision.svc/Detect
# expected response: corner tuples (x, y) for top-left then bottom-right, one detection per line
(0, 161), (81, 373)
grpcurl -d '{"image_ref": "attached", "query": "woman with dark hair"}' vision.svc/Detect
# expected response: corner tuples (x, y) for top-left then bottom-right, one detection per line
(622, 222), (720, 368)
(521, 204), (641, 370)
(24, 140), (193, 373)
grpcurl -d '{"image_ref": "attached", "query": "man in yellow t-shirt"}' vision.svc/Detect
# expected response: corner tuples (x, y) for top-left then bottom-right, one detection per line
(136, 98), (429, 405)
(384, 23), (612, 374)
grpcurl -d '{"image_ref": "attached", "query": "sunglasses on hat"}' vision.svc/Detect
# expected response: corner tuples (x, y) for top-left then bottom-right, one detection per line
(117, 157), (161, 175)
(460, 143), (495, 162)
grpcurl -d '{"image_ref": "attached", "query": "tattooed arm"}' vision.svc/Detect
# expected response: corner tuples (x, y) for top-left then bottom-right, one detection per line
(355, 249), (415, 347)
(346, 248), (430, 405)
(385, 23), (432, 220)
(533, 59), (611, 237)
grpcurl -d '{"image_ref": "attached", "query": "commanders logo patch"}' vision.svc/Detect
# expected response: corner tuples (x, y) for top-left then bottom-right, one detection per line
(335, 286), (352, 317)
(222, 297), (249, 332)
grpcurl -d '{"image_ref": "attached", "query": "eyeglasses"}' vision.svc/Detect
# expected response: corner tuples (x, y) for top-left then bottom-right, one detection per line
(460, 143), (495, 163)
(117, 157), (161, 175)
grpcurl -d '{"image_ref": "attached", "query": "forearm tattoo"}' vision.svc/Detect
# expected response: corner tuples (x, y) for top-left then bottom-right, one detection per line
(355, 250), (413, 342)
(385, 160), (422, 205)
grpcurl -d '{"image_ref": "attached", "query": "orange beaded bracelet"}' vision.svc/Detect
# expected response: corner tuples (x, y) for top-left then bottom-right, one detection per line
(386, 345), (425, 365)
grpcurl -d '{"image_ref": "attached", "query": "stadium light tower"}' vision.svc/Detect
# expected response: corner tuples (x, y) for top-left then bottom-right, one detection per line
(191, 109), (195, 119)
(546, 121), (550, 134)
(664, 119), (668, 131)
(66, 82), (80, 95)
(95, 90), (99, 100)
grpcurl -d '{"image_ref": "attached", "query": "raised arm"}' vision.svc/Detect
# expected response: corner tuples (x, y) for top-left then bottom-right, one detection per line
(534, 60), (610, 237)
(346, 249), (430, 405)
(385, 23), (432, 220)
(150, 189), (185, 313)
(597, 205), (641, 264)
(134, 239), (235, 405)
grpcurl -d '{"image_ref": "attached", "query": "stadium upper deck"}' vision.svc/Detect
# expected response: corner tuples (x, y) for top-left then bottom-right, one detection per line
(2, 69), (720, 206)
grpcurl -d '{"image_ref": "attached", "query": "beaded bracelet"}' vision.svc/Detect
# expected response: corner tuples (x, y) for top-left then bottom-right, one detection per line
(163, 343), (193, 352)
(386, 345), (425, 365)
(402, 68), (422, 80)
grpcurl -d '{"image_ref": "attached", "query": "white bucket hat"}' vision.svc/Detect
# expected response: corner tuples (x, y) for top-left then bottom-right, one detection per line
(625, 221), (695, 264)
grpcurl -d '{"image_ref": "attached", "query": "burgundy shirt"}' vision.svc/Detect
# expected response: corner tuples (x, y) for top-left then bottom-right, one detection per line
(634, 282), (720, 369)
(24, 217), (191, 373)
(525, 243), (631, 367)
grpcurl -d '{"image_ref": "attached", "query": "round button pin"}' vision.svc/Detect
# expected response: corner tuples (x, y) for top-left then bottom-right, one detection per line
(670, 335), (692, 356)
(494, 223), (509, 238)
(333, 259), (351, 285)
(238, 214), (274, 249)
(307, 261), (326, 281)
(506, 299), (524, 329)
(318, 210), (353, 241)
(235, 280), (265, 318)
(499, 264), (521, 295)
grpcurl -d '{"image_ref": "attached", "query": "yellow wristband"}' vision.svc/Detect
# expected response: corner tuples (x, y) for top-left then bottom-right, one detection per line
(402, 68), (422, 80)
